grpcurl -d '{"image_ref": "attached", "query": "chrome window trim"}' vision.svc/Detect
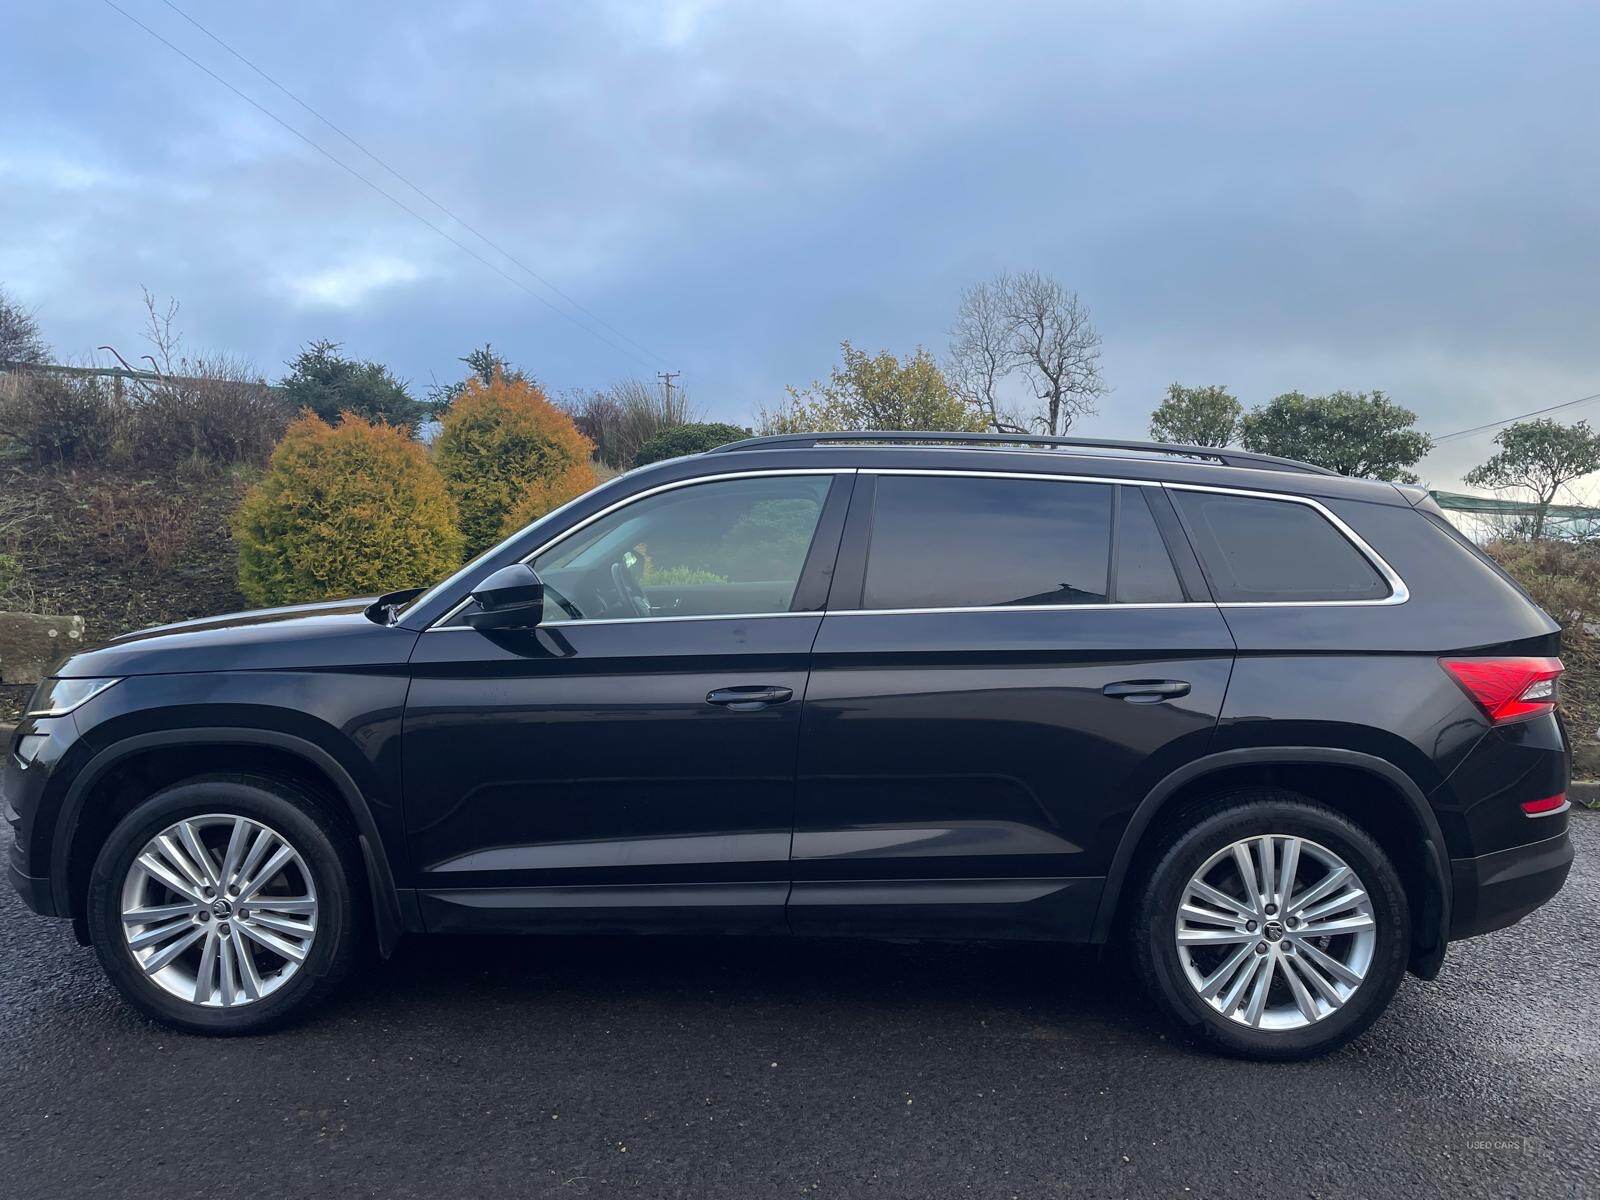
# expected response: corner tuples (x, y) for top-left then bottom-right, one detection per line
(425, 465), (1409, 630)
(428, 614), (819, 633)
(826, 602), (1201, 617)
(1161, 480), (1409, 608)
(847, 469), (1407, 612)
(426, 468), (855, 630)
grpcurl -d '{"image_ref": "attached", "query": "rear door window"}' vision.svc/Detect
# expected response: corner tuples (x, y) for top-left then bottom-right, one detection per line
(1114, 487), (1186, 603)
(863, 475), (1112, 609)
(1170, 490), (1389, 602)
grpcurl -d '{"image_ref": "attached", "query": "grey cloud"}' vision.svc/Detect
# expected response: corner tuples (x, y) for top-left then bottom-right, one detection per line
(3, 0), (1597, 490)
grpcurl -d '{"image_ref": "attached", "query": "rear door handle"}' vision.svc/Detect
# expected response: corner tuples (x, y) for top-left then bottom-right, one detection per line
(1103, 679), (1191, 704)
(706, 685), (794, 711)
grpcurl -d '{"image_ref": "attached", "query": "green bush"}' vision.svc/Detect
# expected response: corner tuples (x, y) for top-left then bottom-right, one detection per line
(434, 373), (594, 556)
(233, 412), (464, 606)
(1484, 538), (1600, 739)
(562, 378), (695, 468)
(641, 564), (726, 586)
(633, 422), (751, 467)
(279, 340), (428, 433)
(718, 498), (820, 580)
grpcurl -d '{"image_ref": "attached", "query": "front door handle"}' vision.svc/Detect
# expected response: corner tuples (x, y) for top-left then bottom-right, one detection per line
(1103, 679), (1191, 704)
(706, 685), (794, 711)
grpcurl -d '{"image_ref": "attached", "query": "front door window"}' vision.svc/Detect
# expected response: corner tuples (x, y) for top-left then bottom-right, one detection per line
(532, 475), (834, 621)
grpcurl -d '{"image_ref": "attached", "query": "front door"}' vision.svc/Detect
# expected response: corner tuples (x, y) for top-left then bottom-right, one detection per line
(789, 471), (1235, 939)
(403, 471), (852, 934)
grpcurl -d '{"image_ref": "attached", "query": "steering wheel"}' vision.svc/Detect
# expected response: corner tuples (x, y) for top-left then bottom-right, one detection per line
(610, 561), (652, 617)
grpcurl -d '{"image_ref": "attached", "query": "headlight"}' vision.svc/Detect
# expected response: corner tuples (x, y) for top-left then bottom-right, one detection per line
(24, 677), (122, 718)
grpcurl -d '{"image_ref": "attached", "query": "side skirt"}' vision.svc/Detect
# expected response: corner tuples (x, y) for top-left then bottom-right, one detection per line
(787, 877), (1104, 941)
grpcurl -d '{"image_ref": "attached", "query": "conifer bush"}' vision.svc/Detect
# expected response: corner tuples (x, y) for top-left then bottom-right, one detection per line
(233, 413), (463, 606)
(434, 373), (594, 555)
(499, 461), (601, 536)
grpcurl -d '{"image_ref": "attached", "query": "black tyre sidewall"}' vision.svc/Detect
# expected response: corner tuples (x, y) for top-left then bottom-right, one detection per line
(87, 776), (356, 1034)
(1137, 797), (1411, 1061)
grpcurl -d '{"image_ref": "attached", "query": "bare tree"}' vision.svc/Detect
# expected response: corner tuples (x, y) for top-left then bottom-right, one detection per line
(1004, 271), (1105, 435)
(139, 287), (182, 375)
(947, 276), (1025, 433)
(946, 271), (1106, 436)
(0, 283), (51, 365)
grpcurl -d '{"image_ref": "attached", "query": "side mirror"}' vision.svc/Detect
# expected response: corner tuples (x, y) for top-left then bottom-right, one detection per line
(465, 564), (545, 630)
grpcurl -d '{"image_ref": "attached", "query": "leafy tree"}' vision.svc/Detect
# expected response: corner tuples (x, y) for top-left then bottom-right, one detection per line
(279, 340), (427, 432)
(761, 341), (985, 434)
(1239, 390), (1431, 481)
(1149, 384), (1241, 447)
(434, 373), (595, 555)
(233, 413), (464, 606)
(634, 422), (751, 466)
(1465, 418), (1600, 540)
(0, 284), (50, 365)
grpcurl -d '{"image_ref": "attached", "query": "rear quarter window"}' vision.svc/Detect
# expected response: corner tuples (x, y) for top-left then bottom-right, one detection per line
(1170, 490), (1390, 603)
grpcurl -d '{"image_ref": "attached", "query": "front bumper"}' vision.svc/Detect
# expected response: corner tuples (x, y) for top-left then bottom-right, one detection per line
(6, 856), (57, 915)
(3, 715), (80, 919)
(1448, 827), (1574, 940)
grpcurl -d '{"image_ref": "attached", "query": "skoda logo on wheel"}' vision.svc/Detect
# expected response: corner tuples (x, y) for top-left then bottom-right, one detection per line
(1263, 920), (1284, 942)
(210, 899), (232, 920)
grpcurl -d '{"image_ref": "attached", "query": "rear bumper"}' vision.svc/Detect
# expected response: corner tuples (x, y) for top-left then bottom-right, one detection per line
(1448, 827), (1573, 940)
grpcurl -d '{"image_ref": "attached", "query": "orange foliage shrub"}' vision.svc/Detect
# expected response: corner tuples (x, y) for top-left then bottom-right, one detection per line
(500, 461), (601, 536)
(434, 373), (595, 555)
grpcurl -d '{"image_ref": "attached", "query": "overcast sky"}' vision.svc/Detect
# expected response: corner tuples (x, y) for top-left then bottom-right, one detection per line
(5, 0), (1599, 491)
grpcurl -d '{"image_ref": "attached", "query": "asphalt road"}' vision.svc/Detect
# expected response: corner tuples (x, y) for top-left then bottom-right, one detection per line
(1, 819), (1595, 1200)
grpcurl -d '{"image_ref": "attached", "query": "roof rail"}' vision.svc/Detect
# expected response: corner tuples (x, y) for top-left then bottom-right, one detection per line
(706, 431), (1338, 476)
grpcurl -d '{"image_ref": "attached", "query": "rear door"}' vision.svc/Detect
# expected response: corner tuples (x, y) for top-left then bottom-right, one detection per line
(789, 471), (1236, 939)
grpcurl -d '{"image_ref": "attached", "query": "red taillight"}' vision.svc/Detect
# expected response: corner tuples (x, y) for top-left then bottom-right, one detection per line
(1521, 793), (1567, 816)
(1440, 656), (1563, 723)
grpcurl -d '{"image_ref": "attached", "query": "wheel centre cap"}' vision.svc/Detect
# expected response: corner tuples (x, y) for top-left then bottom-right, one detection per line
(211, 899), (232, 919)
(1263, 920), (1284, 942)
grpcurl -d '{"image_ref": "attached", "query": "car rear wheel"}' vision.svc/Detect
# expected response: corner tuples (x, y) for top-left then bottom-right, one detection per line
(87, 774), (360, 1034)
(1132, 789), (1410, 1060)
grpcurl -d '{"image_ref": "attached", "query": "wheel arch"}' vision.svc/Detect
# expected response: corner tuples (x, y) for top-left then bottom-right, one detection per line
(54, 728), (408, 957)
(1093, 747), (1452, 978)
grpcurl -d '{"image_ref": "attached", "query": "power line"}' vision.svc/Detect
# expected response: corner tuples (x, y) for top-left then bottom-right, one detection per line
(156, 0), (669, 368)
(99, 0), (658, 370)
(1432, 390), (1600, 444)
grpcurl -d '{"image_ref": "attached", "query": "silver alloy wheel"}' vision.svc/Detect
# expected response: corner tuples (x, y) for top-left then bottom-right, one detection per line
(120, 813), (318, 1008)
(1174, 834), (1376, 1031)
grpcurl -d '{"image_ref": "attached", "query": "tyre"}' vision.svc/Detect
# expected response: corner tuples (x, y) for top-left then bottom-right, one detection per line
(1131, 789), (1410, 1061)
(86, 773), (361, 1034)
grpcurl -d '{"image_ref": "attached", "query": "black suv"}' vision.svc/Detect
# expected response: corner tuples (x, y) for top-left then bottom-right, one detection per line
(4, 432), (1575, 1058)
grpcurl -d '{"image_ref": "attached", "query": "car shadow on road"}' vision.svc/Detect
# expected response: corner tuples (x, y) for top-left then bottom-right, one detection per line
(323, 929), (1171, 1046)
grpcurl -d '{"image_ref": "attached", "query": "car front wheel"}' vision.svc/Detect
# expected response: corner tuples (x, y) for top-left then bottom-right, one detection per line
(87, 773), (360, 1034)
(1132, 789), (1411, 1060)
